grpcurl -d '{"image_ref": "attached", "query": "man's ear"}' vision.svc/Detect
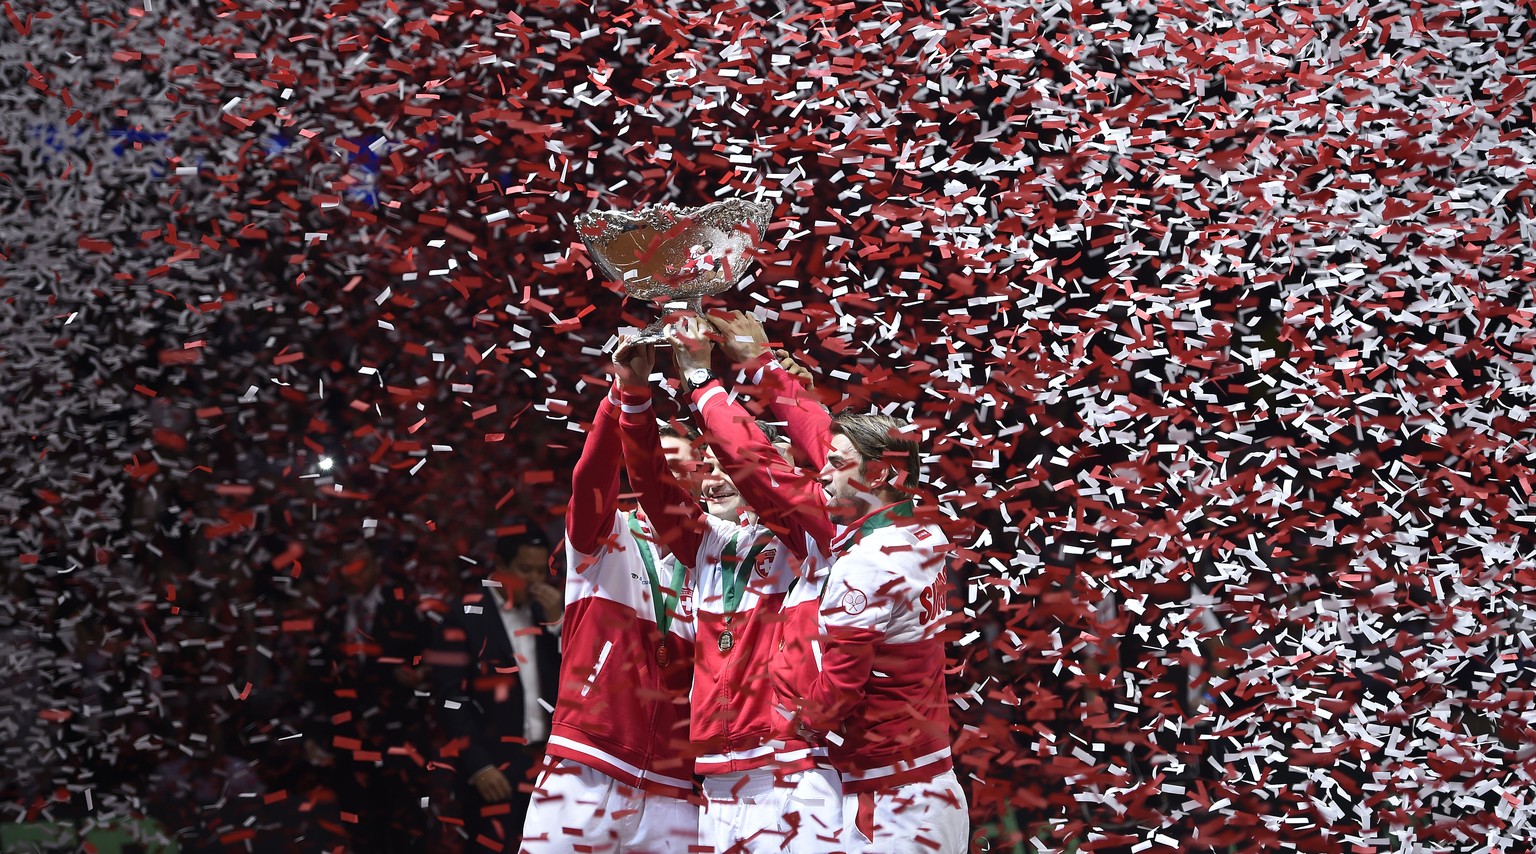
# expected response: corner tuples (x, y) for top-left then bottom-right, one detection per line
(862, 460), (893, 492)
(875, 458), (914, 494)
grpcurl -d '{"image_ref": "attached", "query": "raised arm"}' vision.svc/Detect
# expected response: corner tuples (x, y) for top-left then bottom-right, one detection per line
(612, 336), (707, 564)
(566, 385), (623, 556)
(670, 316), (834, 562)
(711, 311), (833, 474)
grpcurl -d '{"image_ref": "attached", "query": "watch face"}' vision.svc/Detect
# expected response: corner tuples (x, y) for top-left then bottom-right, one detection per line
(688, 369), (710, 386)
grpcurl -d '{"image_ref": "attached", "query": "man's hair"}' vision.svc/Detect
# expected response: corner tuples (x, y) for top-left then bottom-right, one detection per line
(658, 420), (699, 441)
(831, 413), (919, 491)
(755, 419), (786, 445)
(495, 528), (552, 565)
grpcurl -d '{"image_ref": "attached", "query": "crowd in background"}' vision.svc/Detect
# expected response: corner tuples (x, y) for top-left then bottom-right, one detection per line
(5, 372), (1534, 853)
(3, 257), (1531, 852)
(4, 502), (561, 852)
(0, 480), (1324, 853)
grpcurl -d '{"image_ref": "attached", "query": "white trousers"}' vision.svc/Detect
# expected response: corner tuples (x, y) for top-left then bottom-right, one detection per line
(699, 766), (843, 854)
(520, 758), (697, 854)
(841, 770), (969, 854)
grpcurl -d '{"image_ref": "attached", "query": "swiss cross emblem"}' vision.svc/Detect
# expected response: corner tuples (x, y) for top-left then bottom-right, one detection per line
(679, 585), (694, 619)
(754, 548), (776, 578)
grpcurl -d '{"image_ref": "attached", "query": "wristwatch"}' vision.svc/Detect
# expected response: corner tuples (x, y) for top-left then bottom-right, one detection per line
(684, 367), (713, 390)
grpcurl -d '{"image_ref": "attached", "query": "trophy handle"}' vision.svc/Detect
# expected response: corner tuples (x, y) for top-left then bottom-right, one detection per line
(633, 297), (706, 345)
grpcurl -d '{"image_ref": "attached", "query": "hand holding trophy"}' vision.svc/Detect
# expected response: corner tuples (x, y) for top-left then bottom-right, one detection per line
(575, 198), (771, 344)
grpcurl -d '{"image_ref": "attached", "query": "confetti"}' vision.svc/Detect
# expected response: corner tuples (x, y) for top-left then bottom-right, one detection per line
(1, 0), (1533, 851)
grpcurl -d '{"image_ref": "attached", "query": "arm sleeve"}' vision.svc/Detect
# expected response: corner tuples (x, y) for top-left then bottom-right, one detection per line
(566, 390), (623, 556)
(692, 382), (835, 562)
(794, 554), (897, 734)
(751, 357), (833, 473)
(617, 387), (706, 566)
(428, 606), (493, 778)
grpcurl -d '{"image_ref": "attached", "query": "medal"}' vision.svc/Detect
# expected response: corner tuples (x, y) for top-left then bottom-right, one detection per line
(717, 530), (769, 658)
(657, 643), (670, 667)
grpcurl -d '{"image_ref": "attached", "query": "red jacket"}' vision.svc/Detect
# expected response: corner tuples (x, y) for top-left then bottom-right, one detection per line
(774, 503), (955, 793)
(742, 361), (956, 793)
(619, 381), (834, 774)
(547, 390), (695, 797)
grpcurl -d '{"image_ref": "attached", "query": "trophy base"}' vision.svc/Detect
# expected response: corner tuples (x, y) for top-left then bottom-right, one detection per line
(633, 318), (675, 346)
(632, 298), (705, 345)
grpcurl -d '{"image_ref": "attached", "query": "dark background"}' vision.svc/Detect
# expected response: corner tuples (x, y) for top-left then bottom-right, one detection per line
(3, 0), (1534, 851)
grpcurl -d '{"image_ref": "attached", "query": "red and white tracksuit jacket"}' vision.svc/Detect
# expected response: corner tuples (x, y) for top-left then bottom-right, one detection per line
(618, 380), (835, 776)
(737, 359), (957, 794)
(773, 503), (955, 793)
(547, 390), (695, 798)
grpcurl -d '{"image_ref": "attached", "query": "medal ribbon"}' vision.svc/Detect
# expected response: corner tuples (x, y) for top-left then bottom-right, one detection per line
(822, 500), (917, 596)
(627, 514), (686, 639)
(721, 528), (772, 615)
(829, 500), (915, 554)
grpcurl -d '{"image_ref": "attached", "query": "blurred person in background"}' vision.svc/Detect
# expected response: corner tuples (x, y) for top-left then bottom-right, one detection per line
(147, 718), (266, 853)
(429, 528), (562, 853)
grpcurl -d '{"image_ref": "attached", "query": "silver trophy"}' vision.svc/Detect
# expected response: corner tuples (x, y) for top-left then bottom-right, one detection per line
(576, 198), (771, 343)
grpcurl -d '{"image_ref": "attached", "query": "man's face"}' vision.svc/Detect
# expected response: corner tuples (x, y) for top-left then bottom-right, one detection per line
(508, 544), (550, 577)
(818, 432), (872, 524)
(494, 544), (550, 606)
(700, 440), (794, 521)
(771, 439), (794, 468)
(699, 448), (743, 520)
(661, 435), (705, 499)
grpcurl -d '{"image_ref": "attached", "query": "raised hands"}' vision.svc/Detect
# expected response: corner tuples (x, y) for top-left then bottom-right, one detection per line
(653, 312), (816, 390)
(611, 333), (656, 388)
(775, 348), (815, 390)
(666, 314), (715, 374)
(708, 310), (770, 366)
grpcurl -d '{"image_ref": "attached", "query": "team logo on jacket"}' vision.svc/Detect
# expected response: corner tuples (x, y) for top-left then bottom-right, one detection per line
(679, 585), (694, 619)
(754, 548), (776, 579)
(840, 587), (868, 616)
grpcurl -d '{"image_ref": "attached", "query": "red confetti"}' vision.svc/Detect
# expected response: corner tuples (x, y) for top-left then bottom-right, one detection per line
(3, 0), (1532, 851)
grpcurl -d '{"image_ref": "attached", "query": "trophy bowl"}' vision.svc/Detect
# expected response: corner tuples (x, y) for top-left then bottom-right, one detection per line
(576, 198), (771, 342)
